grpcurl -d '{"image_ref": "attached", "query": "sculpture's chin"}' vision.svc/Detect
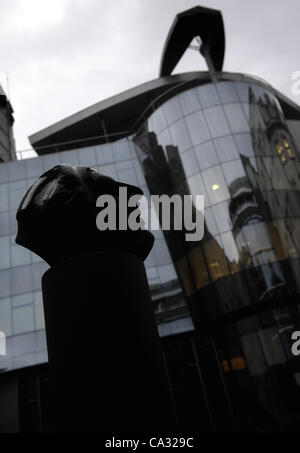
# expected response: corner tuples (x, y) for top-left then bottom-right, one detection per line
(16, 215), (155, 266)
(117, 228), (155, 261)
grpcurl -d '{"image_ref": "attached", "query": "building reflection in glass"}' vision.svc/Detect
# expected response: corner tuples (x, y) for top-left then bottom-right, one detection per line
(134, 80), (300, 432)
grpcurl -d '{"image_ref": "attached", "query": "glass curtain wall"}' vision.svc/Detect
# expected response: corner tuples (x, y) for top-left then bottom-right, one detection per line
(0, 138), (192, 373)
(134, 80), (300, 432)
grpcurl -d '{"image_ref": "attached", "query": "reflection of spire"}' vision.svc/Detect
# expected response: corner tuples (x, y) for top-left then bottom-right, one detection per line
(244, 88), (292, 300)
(134, 126), (232, 297)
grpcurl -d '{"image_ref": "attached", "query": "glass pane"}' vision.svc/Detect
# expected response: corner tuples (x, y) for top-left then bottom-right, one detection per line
(234, 82), (250, 103)
(284, 160), (300, 190)
(235, 230), (252, 269)
(118, 168), (138, 186)
(163, 96), (183, 124)
(253, 157), (273, 191)
(43, 153), (61, 172)
(213, 135), (239, 163)
(0, 297), (12, 336)
(0, 184), (8, 212)
(9, 210), (17, 235)
(99, 163), (117, 180)
(25, 157), (43, 178)
(12, 305), (34, 335)
(0, 163), (8, 184)
(11, 243), (31, 267)
(116, 160), (133, 171)
(146, 267), (158, 280)
(221, 231), (241, 274)
(12, 293), (33, 308)
(178, 88), (201, 115)
(194, 140), (219, 170)
(0, 269), (11, 298)
(11, 266), (33, 296)
(157, 128), (172, 150)
(242, 103), (250, 121)
(158, 264), (177, 284)
(32, 262), (48, 292)
(169, 119), (192, 152)
(0, 236), (10, 270)
(78, 146), (96, 166)
(212, 201), (232, 234)
(197, 84), (220, 108)
(187, 173), (210, 208)
(242, 222), (276, 266)
(12, 332), (35, 356)
(150, 107), (167, 134)
(204, 106), (231, 138)
(176, 257), (194, 296)
(234, 133), (254, 157)
(222, 160), (251, 196)
(0, 212), (9, 236)
(204, 206), (218, 236)
(189, 246), (210, 289)
(180, 149), (199, 177)
(288, 219), (300, 254)
(268, 220), (298, 260)
(60, 149), (79, 166)
(202, 165), (230, 205)
(267, 157), (290, 190)
(8, 161), (25, 182)
(112, 140), (131, 161)
(223, 103), (249, 133)
(203, 236), (229, 281)
(9, 188), (26, 210)
(186, 110), (210, 146)
(34, 291), (45, 330)
(216, 82), (240, 103)
(95, 143), (114, 165)
(284, 191), (300, 218)
(152, 238), (172, 266)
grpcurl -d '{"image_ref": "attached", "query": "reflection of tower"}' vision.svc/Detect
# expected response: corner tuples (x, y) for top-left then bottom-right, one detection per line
(134, 127), (190, 323)
(232, 88), (297, 301)
(135, 127), (188, 261)
(134, 126), (232, 325)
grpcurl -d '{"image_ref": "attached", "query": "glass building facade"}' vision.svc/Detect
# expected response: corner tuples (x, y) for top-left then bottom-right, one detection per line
(0, 138), (192, 373)
(134, 78), (300, 432)
(0, 73), (300, 432)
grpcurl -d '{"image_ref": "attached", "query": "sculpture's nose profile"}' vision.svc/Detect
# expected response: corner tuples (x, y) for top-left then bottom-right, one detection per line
(15, 164), (154, 265)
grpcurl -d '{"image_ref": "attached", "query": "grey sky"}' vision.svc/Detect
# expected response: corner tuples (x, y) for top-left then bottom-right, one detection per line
(0, 0), (299, 151)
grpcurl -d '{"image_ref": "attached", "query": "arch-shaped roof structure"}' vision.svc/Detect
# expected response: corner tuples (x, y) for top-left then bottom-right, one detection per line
(159, 6), (225, 77)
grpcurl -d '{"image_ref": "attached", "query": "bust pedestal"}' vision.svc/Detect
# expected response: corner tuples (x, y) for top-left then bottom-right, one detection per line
(42, 251), (176, 433)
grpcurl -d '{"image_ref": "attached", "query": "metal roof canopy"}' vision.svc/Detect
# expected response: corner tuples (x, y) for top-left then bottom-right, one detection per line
(29, 71), (300, 155)
(29, 72), (210, 155)
(159, 5), (225, 77)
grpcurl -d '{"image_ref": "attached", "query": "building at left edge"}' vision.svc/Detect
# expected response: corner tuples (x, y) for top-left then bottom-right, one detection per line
(0, 5), (300, 433)
(0, 84), (16, 162)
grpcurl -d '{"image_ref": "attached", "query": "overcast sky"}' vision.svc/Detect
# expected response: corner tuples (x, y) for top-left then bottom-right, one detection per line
(0, 0), (299, 152)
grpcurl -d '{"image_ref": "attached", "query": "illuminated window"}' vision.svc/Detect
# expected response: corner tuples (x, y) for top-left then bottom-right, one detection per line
(283, 137), (295, 158)
(276, 141), (283, 155)
(275, 137), (295, 163)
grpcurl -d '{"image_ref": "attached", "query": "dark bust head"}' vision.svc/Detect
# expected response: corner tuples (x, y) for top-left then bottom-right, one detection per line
(16, 164), (154, 266)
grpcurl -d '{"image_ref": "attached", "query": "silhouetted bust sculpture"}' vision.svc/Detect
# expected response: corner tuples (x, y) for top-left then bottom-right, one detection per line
(15, 164), (176, 433)
(15, 164), (154, 265)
